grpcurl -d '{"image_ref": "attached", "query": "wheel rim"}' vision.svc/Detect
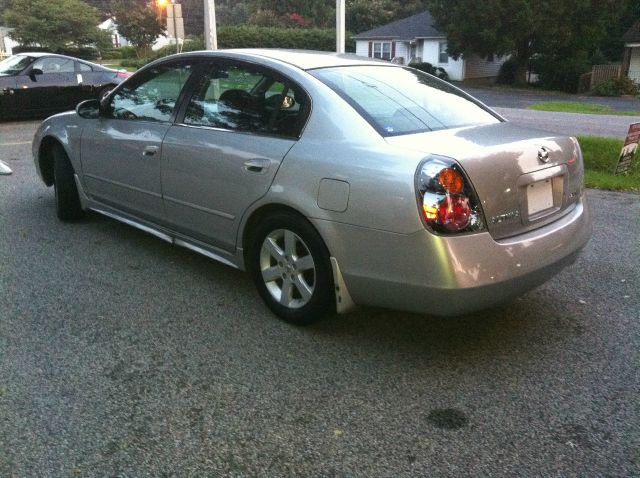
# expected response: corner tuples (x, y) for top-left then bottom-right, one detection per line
(259, 229), (316, 309)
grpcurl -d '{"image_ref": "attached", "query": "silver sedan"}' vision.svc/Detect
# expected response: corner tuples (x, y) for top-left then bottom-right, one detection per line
(32, 50), (591, 324)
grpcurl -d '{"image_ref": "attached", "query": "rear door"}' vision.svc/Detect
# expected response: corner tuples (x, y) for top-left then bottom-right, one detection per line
(160, 59), (310, 251)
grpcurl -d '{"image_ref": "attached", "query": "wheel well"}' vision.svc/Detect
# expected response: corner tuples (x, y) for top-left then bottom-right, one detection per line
(241, 204), (328, 262)
(38, 137), (64, 187)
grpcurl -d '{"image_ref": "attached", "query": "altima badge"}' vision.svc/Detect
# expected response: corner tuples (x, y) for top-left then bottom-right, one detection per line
(538, 146), (550, 163)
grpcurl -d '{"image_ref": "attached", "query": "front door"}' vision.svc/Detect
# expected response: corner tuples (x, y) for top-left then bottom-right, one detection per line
(161, 60), (310, 251)
(80, 60), (197, 222)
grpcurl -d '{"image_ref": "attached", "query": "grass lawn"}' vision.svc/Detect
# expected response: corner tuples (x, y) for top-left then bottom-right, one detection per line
(529, 101), (640, 116)
(578, 135), (640, 191)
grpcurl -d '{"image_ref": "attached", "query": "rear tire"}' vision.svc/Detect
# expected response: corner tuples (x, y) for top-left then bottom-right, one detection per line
(53, 145), (84, 221)
(248, 212), (335, 325)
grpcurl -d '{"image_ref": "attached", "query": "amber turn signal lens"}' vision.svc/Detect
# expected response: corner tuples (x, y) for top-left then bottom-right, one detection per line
(438, 168), (464, 193)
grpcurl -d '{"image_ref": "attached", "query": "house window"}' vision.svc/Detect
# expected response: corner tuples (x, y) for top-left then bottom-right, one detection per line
(373, 42), (392, 61)
(438, 42), (448, 63)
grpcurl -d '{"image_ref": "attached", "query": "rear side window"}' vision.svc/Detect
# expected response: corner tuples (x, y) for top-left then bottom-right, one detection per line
(311, 65), (499, 136)
(183, 62), (308, 138)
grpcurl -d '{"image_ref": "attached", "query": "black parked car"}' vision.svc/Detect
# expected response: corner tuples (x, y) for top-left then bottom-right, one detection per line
(0, 52), (129, 120)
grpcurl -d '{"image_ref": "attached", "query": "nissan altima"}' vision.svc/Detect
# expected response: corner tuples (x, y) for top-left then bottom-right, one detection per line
(32, 50), (591, 324)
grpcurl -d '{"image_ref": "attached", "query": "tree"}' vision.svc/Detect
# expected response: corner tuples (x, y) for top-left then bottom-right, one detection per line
(425, 0), (623, 84)
(346, 0), (426, 33)
(3, 0), (109, 51)
(112, 0), (164, 57)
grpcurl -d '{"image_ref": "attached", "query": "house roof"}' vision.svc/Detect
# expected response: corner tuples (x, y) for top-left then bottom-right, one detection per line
(623, 20), (640, 44)
(353, 11), (446, 41)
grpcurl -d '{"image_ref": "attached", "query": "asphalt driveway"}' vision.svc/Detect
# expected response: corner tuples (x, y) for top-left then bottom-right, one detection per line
(1, 121), (639, 477)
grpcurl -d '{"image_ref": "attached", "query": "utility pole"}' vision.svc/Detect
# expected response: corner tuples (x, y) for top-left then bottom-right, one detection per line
(204, 0), (218, 50)
(336, 0), (345, 54)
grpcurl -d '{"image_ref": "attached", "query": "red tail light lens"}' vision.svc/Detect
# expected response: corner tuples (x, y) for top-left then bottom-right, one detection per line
(116, 70), (130, 79)
(415, 156), (485, 234)
(438, 194), (471, 231)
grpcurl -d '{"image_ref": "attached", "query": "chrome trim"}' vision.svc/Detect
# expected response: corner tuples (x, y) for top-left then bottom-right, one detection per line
(174, 238), (239, 269)
(84, 173), (163, 198)
(164, 195), (235, 220)
(91, 208), (173, 242)
(330, 257), (356, 314)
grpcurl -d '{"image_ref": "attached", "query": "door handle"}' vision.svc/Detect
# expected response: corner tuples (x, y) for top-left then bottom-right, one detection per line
(243, 158), (270, 173)
(142, 145), (159, 157)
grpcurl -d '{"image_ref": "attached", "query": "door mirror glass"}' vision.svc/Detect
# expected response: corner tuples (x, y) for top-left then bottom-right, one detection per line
(76, 99), (100, 119)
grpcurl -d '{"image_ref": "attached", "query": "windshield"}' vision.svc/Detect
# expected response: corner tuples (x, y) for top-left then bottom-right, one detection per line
(0, 55), (34, 76)
(311, 65), (500, 136)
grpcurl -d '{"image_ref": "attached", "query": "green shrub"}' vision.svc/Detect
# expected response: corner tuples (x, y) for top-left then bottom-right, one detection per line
(408, 62), (449, 81)
(118, 46), (138, 59)
(100, 48), (122, 60)
(119, 58), (149, 68)
(591, 77), (639, 97)
(531, 53), (590, 93)
(497, 57), (518, 84)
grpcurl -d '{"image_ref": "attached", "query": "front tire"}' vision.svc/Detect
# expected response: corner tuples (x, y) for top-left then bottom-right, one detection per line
(53, 145), (84, 221)
(248, 212), (335, 325)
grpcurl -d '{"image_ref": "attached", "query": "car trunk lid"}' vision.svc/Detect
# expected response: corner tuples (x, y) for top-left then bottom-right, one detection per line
(386, 122), (584, 240)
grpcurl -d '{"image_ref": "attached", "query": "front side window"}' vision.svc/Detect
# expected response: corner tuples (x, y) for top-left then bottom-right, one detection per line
(0, 55), (34, 76)
(438, 42), (448, 64)
(372, 42), (392, 61)
(183, 62), (308, 137)
(108, 61), (195, 122)
(311, 65), (499, 136)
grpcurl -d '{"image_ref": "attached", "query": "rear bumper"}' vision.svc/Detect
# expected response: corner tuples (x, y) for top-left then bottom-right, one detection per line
(315, 195), (591, 316)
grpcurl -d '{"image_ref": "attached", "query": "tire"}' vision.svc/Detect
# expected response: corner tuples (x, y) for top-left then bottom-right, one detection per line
(248, 212), (335, 325)
(53, 145), (84, 221)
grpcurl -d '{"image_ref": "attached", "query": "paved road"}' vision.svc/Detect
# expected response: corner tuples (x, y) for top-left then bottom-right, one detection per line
(493, 107), (640, 139)
(464, 86), (640, 113)
(1, 121), (639, 477)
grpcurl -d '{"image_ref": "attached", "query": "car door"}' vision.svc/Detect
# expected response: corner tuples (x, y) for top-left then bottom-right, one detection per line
(80, 59), (197, 221)
(161, 60), (310, 251)
(0, 74), (17, 116)
(14, 56), (78, 115)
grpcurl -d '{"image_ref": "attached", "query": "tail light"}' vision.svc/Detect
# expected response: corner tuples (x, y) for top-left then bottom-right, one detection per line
(415, 156), (486, 234)
(116, 70), (130, 79)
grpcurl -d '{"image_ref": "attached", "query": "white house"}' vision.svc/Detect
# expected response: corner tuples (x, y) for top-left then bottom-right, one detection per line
(353, 11), (506, 82)
(623, 20), (640, 84)
(0, 27), (19, 57)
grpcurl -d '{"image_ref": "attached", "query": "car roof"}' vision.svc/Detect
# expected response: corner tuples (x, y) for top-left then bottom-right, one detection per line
(180, 49), (394, 71)
(13, 52), (112, 71)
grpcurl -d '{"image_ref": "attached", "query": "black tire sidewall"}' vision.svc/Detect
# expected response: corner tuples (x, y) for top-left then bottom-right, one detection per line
(53, 145), (83, 221)
(248, 212), (335, 325)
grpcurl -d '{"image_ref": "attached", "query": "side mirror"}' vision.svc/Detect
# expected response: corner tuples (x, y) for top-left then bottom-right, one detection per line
(76, 99), (101, 119)
(29, 68), (43, 81)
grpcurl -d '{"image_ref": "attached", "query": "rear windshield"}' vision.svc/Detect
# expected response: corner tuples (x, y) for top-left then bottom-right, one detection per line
(311, 65), (500, 136)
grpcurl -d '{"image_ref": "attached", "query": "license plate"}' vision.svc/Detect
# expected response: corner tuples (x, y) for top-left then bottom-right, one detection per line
(527, 179), (553, 215)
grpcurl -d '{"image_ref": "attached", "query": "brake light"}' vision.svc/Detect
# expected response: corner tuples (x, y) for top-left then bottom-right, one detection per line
(415, 156), (485, 234)
(116, 70), (130, 79)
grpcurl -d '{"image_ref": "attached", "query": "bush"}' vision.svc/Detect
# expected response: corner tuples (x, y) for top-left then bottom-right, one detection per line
(119, 58), (149, 68)
(408, 62), (449, 81)
(591, 77), (639, 97)
(497, 57), (518, 85)
(531, 54), (590, 93)
(118, 46), (138, 59)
